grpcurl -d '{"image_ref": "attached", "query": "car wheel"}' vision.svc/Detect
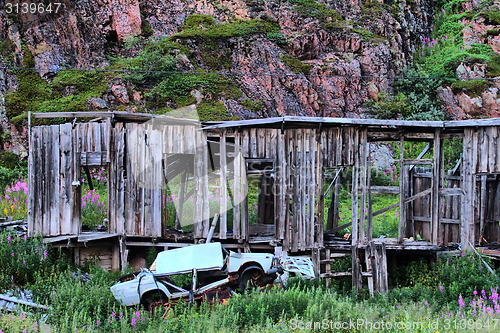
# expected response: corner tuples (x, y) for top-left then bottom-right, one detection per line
(141, 290), (167, 313)
(238, 268), (263, 293)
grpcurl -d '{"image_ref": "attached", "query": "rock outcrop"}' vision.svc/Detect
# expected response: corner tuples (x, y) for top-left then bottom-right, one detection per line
(0, 0), (498, 153)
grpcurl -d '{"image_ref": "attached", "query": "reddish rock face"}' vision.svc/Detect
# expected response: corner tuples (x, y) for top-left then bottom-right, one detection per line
(111, 0), (142, 43)
(0, 0), (498, 135)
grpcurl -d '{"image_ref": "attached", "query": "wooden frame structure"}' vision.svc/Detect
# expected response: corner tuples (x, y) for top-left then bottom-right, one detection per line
(28, 112), (500, 291)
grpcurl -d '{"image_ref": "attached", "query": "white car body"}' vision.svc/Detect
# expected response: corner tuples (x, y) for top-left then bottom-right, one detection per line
(110, 242), (314, 306)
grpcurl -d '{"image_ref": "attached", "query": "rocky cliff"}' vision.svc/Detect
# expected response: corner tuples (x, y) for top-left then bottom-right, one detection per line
(0, 0), (499, 154)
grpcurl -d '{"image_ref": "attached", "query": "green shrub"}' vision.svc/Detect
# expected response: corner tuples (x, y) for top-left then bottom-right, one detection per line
(0, 231), (55, 290)
(176, 19), (279, 40)
(367, 92), (411, 119)
(266, 32), (287, 47)
(288, 0), (343, 21)
(486, 54), (500, 77)
(0, 166), (27, 192)
(5, 47), (53, 123)
(451, 79), (488, 97)
(183, 14), (215, 29)
(280, 54), (311, 75)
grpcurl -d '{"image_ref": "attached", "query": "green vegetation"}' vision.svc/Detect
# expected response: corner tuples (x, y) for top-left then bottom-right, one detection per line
(288, 0), (343, 21)
(5, 47), (110, 123)
(240, 99), (264, 113)
(1, 232), (499, 332)
(145, 73), (241, 110)
(182, 14), (215, 29)
(280, 54), (311, 75)
(451, 79), (489, 97)
(197, 100), (237, 121)
(175, 18), (279, 40)
(5, 47), (53, 123)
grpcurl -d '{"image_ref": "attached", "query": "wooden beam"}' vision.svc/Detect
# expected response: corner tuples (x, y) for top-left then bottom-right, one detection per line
(398, 136), (405, 243)
(431, 128), (441, 245)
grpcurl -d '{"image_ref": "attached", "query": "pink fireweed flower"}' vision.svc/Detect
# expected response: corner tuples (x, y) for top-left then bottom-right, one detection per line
(35, 248), (38, 254)
(474, 290), (478, 296)
(23, 260), (26, 265)
(96, 320), (100, 327)
(459, 295), (465, 307)
(11, 252), (14, 256)
(5, 195), (9, 200)
(439, 285), (443, 293)
(131, 318), (136, 327)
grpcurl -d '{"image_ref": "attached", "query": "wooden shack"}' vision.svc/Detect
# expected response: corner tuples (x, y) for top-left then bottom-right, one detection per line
(28, 112), (500, 292)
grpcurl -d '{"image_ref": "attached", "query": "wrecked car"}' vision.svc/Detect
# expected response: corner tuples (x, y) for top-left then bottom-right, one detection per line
(110, 242), (314, 308)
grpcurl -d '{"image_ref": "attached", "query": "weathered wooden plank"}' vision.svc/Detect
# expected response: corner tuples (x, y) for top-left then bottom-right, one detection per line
(59, 124), (74, 235)
(115, 124), (126, 235)
(367, 152), (373, 241)
(359, 129), (367, 243)
(220, 131), (228, 239)
(278, 131), (286, 241)
(479, 128), (488, 173)
(431, 129), (441, 245)
(461, 129), (473, 250)
(309, 129), (316, 248)
(257, 128), (265, 158)
(233, 131), (241, 239)
(125, 123), (136, 235)
(249, 128), (257, 159)
(398, 136), (405, 243)
(202, 131), (210, 239)
(351, 130), (359, 245)
(27, 127), (36, 236)
(71, 128), (81, 235)
(240, 149), (248, 241)
(487, 127), (496, 173)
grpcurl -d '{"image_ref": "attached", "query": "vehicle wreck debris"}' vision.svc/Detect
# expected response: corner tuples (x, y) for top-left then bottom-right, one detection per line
(110, 242), (314, 308)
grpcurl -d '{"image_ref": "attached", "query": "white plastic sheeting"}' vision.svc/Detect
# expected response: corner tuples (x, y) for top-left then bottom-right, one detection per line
(155, 242), (224, 275)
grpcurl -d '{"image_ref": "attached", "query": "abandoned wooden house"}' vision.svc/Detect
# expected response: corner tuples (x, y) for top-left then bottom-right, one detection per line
(28, 112), (500, 293)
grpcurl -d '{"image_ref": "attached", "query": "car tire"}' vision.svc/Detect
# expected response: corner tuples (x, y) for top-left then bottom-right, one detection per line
(238, 268), (263, 293)
(141, 290), (167, 312)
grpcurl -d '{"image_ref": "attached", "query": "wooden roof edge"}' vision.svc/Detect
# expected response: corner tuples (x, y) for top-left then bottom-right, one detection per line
(31, 111), (200, 125)
(202, 116), (500, 130)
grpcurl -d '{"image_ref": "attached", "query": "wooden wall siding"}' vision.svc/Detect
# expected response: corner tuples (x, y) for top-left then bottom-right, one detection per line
(29, 122), (111, 237)
(108, 123), (125, 235)
(471, 127), (500, 174)
(237, 127), (357, 251)
(478, 177), (500, 243)
(410, 167), (463, 245)
(124, 123), (212, 238)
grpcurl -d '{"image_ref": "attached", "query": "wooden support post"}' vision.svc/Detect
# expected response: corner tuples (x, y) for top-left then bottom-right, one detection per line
(220, 130), (228, 239)
(365, 244), (374, 296)
(367, 153), (373, 241)
(112, 244), (120, 271)
(176, 171), (186, 230)
(398, 136), (405, 243)
(376, 243), (388, 293)
(312, 248), (320, 278)
(119, 236), (129, 271)
(351, 245), (362, 292)
(352, 146), (359, 245)
(461, 129), (472, 251)
(74, 247), (80, 267)
(431, 129), (441, 245)
(479, 175), (487, 244)
(359, 129), (367, 243)
(325, 249), (331, 288)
